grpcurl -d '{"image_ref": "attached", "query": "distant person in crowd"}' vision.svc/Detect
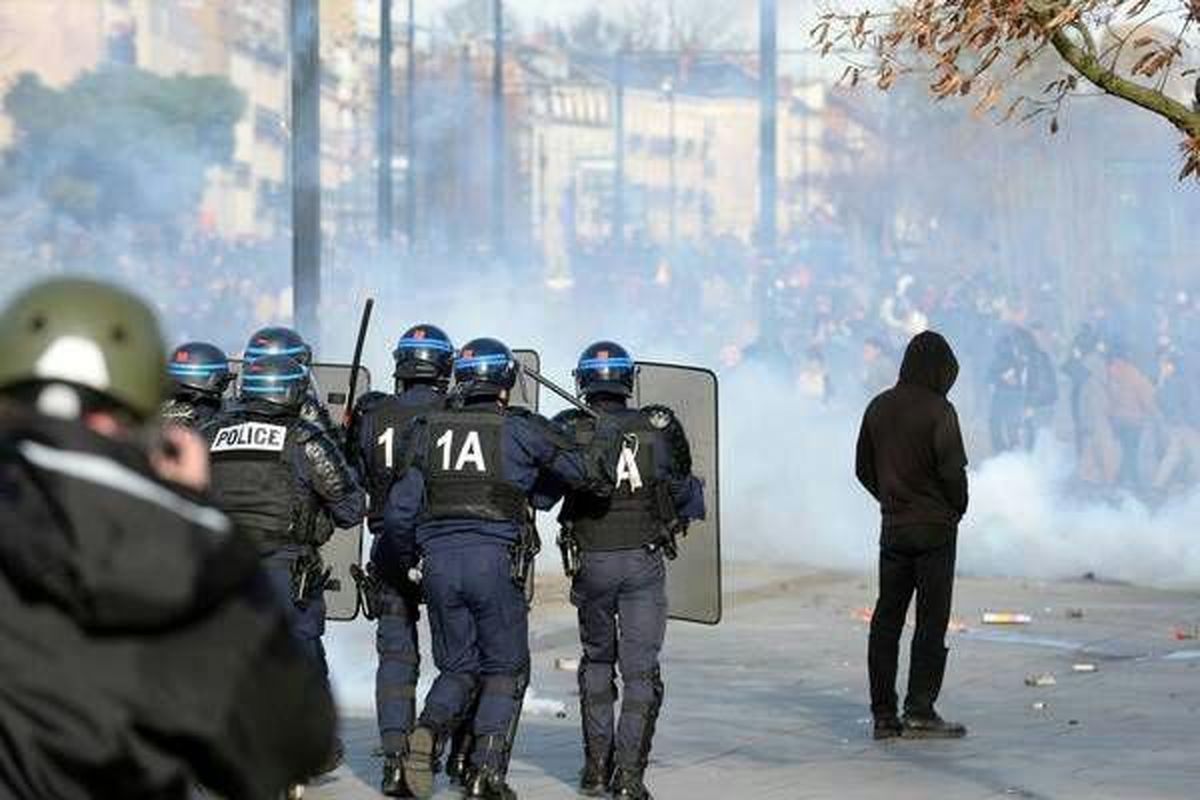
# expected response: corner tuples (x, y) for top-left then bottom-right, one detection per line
(986, 330), (1028, 454)
(861, 337), (898, 398)
(1105, 342), (1158, 492)
(855, 331), (969, 741)
(796, 346), (833, 405)
(1015, 326), (1058, 450)
(1077, 341), (1121, 491)
(1151, 348), (1200, 495)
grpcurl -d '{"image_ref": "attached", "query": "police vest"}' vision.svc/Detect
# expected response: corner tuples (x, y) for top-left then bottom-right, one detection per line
(419, 408), (526, 525)
(207, 412), (319, 553)
(564, 408), (666, 551)
(361, 393), (444, 530)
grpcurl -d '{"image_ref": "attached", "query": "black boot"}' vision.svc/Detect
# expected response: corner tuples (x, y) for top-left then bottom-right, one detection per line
(381, 748), (414, 797)
(901, 712), (967, 739)
(611, 766), (652, 800)
(872, 715), (903, 741)
(402, 725), (441, 799)
(464, 764), (517, 800)
(578, 754), (612, 797)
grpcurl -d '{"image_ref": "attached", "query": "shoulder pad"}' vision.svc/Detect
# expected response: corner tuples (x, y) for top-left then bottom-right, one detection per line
(353, 390), (390, 416)
(292, 419), (326, 444)
(641, 404), (677, 430)
(552, 408), (588, 426)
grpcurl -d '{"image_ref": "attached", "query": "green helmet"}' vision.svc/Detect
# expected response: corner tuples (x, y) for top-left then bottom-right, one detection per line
(0, 278), (168, 420)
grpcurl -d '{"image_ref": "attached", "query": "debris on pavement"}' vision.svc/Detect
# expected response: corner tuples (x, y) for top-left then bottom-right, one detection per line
(1072, 663), (1097, 673)
(555, 657), (580, 672)
(1065, 608), (1085, 619)
(852, 607), (873, 623)
(1025, 673), (1057, 687)
(1031, 702), (1047, 711)
(984, 612), (1033, 625)
(1172, 625), (1199, 641)
(948, 617), (970, 634)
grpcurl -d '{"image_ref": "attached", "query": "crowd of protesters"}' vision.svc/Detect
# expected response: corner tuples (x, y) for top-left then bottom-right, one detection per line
(3, 213), (1195, 503)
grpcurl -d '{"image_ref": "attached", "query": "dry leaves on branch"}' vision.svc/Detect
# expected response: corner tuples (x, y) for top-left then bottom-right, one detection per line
(1180, 135), (1200, 180)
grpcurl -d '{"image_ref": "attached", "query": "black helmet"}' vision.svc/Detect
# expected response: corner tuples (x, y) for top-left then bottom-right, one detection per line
(167, 341), (232, 397)
(238, 354), (310, 410)
(393, 324), (454, 382)
(454, 338), (517, 397)
(575, 340), (636, 398)
(244, 326), (312, 366)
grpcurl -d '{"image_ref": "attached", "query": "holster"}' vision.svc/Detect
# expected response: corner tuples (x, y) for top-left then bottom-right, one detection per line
(646, 483), (686, 561)
(290, 551), (331, 610)
(557, 521), (582, 579)
(510, 511), (541, 599)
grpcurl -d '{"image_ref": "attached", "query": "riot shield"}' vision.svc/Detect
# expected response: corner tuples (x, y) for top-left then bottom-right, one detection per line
(634, 362), (721, 625)
(511, 349), (541, 412)
(308, 363), (369, 622)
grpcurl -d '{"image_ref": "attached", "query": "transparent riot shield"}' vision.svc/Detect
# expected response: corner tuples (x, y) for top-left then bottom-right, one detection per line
(634, 362), (722, 625)
(511, 349), (541, 412)
(308, 363), (369, 621)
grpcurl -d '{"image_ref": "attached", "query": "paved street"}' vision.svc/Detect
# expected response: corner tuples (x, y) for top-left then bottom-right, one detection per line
(311, 565), (1200, 799)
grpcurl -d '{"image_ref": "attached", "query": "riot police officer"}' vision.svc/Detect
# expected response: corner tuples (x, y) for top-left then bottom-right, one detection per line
(0, 278), (336, 798)
(556, 342), (706, 800)
(161, 340), (232, 428)
(244, 325), (340, 438)
(385, 338), (619, 800)
(348, 323), (455, 797)
(204, 354), (366, 771)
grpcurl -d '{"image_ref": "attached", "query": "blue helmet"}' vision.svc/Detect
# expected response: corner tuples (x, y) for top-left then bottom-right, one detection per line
(454, 338), (517, 397)
(393, 323), (454, 382)
(575, 340), (636, 398)
(244, 326), (312, 366)
(238, 354), (310, 410)
(167, 341), (232, 397)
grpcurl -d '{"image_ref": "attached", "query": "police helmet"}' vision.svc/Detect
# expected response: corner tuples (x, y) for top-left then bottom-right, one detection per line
(575, 340), (636, 398)
(244, 326), (312, 366)
(167, 341), (232, 397)
(0, 278), (167, 421)
(238, 354), (310, 410)
(393, 324), (454, 382)
(454, 338), (517, 397)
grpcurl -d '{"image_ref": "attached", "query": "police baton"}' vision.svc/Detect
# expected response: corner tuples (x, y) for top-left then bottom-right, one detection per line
(343, 297), (374, 424)
(518, 363), (598, 419)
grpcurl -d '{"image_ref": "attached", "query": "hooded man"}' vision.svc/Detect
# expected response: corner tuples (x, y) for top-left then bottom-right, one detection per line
(855, 330), (969, 740)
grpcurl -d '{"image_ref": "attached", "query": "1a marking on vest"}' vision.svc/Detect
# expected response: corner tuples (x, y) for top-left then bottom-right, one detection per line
(211, 422), (288, 453)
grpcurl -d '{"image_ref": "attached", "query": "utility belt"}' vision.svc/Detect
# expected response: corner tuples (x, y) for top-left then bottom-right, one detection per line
(558, 484), (686, 578)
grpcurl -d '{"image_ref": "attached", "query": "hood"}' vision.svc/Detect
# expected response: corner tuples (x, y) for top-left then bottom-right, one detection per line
(0, 406), (255, 632)
(898, 330), (959, 396)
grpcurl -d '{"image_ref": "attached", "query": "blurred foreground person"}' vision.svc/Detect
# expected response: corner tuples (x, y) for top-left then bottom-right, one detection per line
(856, 331), (969, 740)
(161, 340), (233, 429)
(555, 342), (706, 800)
(0, 278), (335, 799)
(205, 354), (366, 775)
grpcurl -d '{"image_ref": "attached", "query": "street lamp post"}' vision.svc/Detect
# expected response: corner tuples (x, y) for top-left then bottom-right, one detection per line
(661, 74), (677, 253)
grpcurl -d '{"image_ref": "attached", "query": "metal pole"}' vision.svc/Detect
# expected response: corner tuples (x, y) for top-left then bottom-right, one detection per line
(290, 0), (321, 343)
(405, 0), (416, 250)
(377, 0), (393, 243)
(491, 0), (505, 258)
(612, 48), (625, 249)
(667, 75), (677, 252)
(758, 0), (778, 255)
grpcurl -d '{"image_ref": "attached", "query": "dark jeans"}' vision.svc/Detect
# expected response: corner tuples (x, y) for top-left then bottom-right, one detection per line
(419, 541), (529, 769)
(868, 526), (956, 719)
(571, 549), (667, 770)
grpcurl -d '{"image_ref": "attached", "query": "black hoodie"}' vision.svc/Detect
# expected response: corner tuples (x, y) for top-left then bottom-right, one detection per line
(0, 406), (335, 800)
(855, 331), (969, 530)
